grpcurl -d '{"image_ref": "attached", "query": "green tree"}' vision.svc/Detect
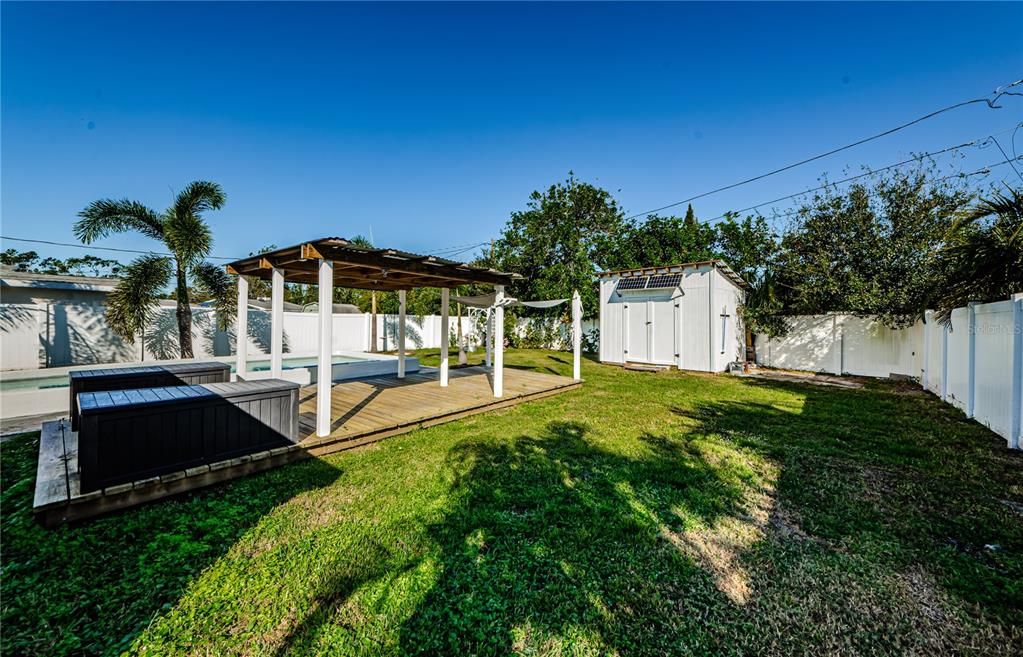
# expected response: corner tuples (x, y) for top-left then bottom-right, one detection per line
(713, 213), (777, 285)
(1, 248), (41, 271)
(75, 181), (234, 357)
(683, 203), (697, 226)
(774, 167), (971, 327)
(1, 249), (122, 277)
(493, 174), (627, 315)
(712, 213), (785, 339)
(614, 213), (718, 270)
(934, 187), (1023, 323)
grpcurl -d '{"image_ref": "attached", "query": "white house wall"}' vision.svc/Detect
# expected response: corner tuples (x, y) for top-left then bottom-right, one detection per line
(0, 304), (44, 370)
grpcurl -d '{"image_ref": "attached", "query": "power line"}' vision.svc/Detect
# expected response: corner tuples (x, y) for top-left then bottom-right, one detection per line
(989, 135), (1023, 183)
(0, 236), (245, 261)
(624, 79), (1023, 220)
(699, 126), (1022, 225)
(739, 158), (1021, 227)
(0, 235), (493, 263)
(428, 241), (489, 256)
(437, 242), (489, 259)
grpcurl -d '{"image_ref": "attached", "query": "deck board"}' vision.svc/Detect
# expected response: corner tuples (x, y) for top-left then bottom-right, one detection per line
(296, 366), (579, 450)
(34, 365), (579, 526)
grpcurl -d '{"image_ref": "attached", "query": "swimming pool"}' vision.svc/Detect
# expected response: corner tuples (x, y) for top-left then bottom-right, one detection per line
(0, 355), (367, 392)
(0, 351), (419, 421)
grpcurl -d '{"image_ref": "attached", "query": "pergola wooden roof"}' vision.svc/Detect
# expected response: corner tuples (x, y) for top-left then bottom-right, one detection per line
(226, 237), (521, 290)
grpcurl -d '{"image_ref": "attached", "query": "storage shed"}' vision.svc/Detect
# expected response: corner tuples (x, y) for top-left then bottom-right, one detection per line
(597, 260), (747, 372)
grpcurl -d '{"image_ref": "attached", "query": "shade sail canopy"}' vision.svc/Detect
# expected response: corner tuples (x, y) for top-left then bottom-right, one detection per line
(226, 237), (522, 291)
(452, 292), (568, 309)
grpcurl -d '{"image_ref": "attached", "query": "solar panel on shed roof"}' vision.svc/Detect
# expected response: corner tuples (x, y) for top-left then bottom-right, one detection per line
(615, 276), (649, 292)
(647, 273), (683, 289)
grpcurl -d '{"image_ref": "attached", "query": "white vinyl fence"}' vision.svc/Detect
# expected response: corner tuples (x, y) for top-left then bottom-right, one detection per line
(0, 302), (476, 371)
(755, 295), (1023, 449)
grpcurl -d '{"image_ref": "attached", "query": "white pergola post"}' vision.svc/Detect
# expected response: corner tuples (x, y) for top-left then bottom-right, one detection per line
(316, 260), (333, 437)
(270, 266), (284, 379)
(572, 289), (582, 381)
(235, 275), (249, 381)
(440, 288), (450, 386)
(493, 285), (505, 397)
(397, 289), (407, 379)
(485, 308), (492, 369)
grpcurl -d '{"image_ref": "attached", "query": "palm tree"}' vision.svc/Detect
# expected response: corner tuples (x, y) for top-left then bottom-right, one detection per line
(935, 187), (1023, 324)
(75, 181), (234, 358)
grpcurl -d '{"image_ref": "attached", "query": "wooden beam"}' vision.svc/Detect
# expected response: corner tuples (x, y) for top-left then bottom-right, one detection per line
(301, 242), (325, 259)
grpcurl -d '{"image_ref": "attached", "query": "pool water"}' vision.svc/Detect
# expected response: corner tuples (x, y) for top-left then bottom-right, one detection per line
(0, 355), (366, 392)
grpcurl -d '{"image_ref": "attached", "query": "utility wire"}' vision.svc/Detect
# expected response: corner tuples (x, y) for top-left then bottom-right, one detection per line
(624, 79), (1023, 220)
(988, 135), (1023, 183)
(0, 236), (494, 263)
(740, 157), (1021, 227)
(699, 126), (1022, 225)
(0, 236), (244, 261)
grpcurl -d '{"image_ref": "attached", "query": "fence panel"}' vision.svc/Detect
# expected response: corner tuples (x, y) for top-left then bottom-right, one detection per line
(973, 300), (1015, 438)
(755, 296), (1022, 448)
(922, 311), (944, 394)
(945, 307), (970, 412)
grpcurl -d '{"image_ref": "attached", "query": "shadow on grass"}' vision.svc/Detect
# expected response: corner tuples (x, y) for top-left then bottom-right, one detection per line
(9, 365), (1023, 655)
(0, 433), (344, 657)
(254, 419), (762, 655)
(387, 420), (764, 655)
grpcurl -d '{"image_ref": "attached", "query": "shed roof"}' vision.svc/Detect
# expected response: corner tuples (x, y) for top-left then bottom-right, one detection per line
(597, 259), (748, 290)
(226, 237), (521, 291)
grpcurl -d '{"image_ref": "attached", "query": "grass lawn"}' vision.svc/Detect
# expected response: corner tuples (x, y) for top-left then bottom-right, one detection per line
(3, 349), (1022, 656)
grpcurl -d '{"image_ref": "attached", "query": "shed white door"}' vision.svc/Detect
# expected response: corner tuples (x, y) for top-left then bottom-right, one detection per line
(651, 300), (677, 365)
(624, 301), (651, 363)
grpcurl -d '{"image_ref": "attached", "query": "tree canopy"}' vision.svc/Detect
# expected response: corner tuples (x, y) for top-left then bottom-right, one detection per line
(487, 169), (1017, 335)
(1, 250), (123, 277)
(774, 167), (973, 328)
(492, 173), (628, 315)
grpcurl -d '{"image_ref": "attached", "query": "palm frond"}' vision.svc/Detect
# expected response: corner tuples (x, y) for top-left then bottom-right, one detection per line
(164, 211), (213, 265)
(173, 181), (226, 219)
(191, 261), (235, 331)
(105, 255), (172, 342)
(349, 234), (374, 248)
(74, 199), (164, 243)
(934, 187), (1023, 324)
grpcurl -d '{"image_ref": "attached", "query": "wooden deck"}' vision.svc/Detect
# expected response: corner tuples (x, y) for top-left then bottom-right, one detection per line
(296, 366), (580, 453)
(33, 366), (579, 526)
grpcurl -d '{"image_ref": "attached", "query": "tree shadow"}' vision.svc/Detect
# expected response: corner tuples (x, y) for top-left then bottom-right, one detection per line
(0, 434), (344, 656)
(36, 304), (137, 367)
(389, 420), (770, 655)
(146, 307), (290, 361)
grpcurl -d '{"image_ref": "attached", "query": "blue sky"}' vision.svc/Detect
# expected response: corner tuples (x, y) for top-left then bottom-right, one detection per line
(2, 2), (1021, 264)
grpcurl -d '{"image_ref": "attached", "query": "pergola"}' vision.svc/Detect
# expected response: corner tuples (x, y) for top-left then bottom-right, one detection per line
(225, 237), (580, 439)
